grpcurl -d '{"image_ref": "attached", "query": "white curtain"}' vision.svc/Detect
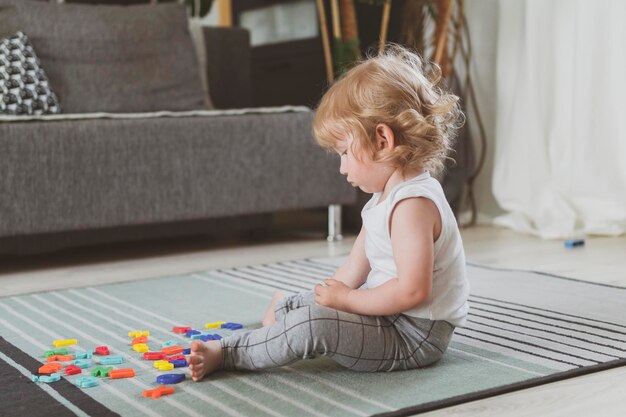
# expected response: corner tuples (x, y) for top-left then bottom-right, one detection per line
(492, 0), (626, 239)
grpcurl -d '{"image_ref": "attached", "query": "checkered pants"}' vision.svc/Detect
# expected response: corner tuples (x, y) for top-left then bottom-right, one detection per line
(220, 291), (455, 372)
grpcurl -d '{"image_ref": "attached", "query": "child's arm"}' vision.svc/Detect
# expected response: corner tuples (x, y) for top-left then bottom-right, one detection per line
(329, 226), (371, 289)
(315, 197), (438, 315)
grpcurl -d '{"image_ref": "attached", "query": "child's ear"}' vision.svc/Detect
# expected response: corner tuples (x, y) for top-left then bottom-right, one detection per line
(375, 124), (395, 150)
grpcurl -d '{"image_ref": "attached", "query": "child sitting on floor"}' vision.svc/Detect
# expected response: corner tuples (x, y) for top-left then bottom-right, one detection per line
(188, 45), (470, 379)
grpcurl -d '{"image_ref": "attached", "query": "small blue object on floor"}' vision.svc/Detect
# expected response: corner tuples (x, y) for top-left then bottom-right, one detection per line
(75, 376), (99, 388)
(220, 322), (243, 330)
(156, 373), (185, 384)
(32, 373), (61, 383)
(564, 239), (585, 248)
(74, 350), (92, 359)
(99, 355), (124, 365)
(70, 359), (92, 368)
(196, 334), (212, 342)
(195, 333), (222, 342)
(186, 330), (201, 338)
(168, 359), (188, 368)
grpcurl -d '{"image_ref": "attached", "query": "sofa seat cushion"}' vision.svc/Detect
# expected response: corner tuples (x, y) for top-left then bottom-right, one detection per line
(0, 31), (61, 115)
(2, 0), (206, 113)
(0, 108), (356, 236)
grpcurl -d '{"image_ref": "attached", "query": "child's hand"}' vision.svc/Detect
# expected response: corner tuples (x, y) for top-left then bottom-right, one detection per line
(314, 279), (353, 311)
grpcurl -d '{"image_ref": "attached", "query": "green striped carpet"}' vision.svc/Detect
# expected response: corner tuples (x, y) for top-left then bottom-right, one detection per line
(1, 256), (625, 417)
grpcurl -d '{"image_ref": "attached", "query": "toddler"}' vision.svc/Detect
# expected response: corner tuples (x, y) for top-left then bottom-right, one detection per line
(189, 45), (470, 379)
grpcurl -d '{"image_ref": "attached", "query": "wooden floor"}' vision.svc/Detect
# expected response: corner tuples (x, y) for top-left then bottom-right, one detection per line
(1, 224), (625, 416)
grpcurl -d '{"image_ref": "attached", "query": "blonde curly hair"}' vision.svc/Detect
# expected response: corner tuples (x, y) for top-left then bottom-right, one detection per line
(313, 44), (464, 176)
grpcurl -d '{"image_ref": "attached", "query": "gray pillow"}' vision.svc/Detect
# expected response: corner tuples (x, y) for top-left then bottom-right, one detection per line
(2, 0), (207, 113)
(0, 31), (62, 115)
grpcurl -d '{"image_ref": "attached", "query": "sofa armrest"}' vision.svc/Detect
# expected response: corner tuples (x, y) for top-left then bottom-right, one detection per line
(202, 27), (252, 109)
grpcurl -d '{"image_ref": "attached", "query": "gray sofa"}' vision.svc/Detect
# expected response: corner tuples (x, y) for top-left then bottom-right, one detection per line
(0, 1), (355, 253)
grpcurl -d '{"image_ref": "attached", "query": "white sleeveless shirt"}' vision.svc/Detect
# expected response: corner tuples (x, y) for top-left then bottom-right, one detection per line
(361, 171), (469, 327)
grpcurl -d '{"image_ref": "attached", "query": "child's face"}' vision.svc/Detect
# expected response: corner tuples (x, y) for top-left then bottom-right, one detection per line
(335, 135), (392, 194)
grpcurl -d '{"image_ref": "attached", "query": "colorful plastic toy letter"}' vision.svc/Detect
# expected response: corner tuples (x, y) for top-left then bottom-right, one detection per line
(192, 333), (222, 341)
(153, 360), (169, 368)
(53, 339), (77, 348)
(182, 348), (191, 355)
(166, 355), (185, 361)
(128, 330), (150, 338)
(161, 346), (185, 356)
(131, 335), (148, 345)
(161, 340), (178, 348)
(32, 372), (61, 383)
(90, 366), (113, 378)
(168, 359), (188, 368)
(156, 373), (185, 385)
(109, 368), (135, 379)
(47, 354), (74, 363)
(70, 359), (92, 369)
(99, 355), (125, 365)
(44, 348), (68, 357)
(64, 365), (82, 376)
(38, 362), (63, 374)
(133, 343), (149, 353)
(75, 376), (99, 388)
(193, 334), (214, 342)
(172, 326), (191, 334)
(205, 321), (226, 329)
(221, 322), (243, 330)
(142, 385), (175, 399)
(73, 350), (93, 359)
(94, 346), (110, 356)
(156, 362), (174, 371)
(185, 330), (201, 338)
(143, 352), (165, 361)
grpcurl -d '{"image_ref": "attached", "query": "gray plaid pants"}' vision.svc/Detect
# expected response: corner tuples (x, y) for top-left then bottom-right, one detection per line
(220, 291), (455, 372)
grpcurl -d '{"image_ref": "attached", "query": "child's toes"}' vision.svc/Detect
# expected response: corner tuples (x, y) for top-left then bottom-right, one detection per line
(188, 354), (202, 366)
(190, 366), (203, 381)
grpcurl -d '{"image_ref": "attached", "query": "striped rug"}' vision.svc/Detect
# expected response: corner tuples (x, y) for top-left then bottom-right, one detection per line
(1, 256), (625, 417)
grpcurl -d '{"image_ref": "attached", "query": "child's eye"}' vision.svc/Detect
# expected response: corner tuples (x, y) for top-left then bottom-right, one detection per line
(341, 150), (348, 156)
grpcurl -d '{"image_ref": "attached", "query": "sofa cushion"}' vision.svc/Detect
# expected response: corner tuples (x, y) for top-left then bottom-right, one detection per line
(0, 109), (356, 237)
(0, 31), (61, 115)
(2, 0), (206, 113)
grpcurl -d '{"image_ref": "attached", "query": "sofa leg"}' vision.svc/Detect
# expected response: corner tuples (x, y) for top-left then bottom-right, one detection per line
(327, 204), (343, 242)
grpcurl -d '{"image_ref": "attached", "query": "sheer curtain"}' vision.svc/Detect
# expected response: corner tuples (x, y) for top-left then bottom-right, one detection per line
(492, 0), (626, 239)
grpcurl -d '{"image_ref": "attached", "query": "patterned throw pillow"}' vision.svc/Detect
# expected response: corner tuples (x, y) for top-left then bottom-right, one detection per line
(0, 31), (61, 115)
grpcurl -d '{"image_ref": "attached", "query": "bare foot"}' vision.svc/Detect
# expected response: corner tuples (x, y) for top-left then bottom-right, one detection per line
(261, 290), (285, 327)
(188, 340), (222, 381)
